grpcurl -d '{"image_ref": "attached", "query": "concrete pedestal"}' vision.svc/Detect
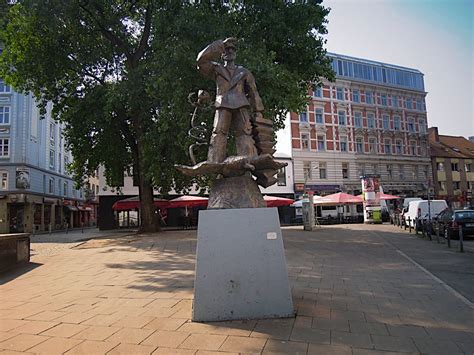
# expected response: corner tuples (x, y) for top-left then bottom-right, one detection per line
(192, 208), (294, 322)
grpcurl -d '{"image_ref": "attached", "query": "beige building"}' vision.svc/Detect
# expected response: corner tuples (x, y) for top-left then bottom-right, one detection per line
(291, 53), (431, 199)
(429, 127), (474, 208)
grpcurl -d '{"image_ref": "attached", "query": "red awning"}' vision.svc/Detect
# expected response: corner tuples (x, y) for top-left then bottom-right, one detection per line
(263, 195), (295, 207)
(112, 196), (170, 211)
(168, 196), (209, 208)
(315, 192), (363, 205)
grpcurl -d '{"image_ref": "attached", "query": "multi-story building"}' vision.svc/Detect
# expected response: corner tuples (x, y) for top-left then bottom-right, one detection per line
(429, 127), (474, 208)
(291, 52), (431, 199)
(0, 78), (92, 233)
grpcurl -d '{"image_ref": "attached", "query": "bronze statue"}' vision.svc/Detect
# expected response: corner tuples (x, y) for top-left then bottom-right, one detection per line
(177, 38), (286, 208)
(197, 37), (262, 163)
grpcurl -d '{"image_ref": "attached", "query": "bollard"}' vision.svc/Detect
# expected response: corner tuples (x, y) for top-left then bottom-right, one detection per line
(405, 217), (409, 230)
(415, 218), (418, 235)
(409, 219), (412, 233)
(459, 225), (464, 253)
(427, 221), (432, 241)
(436, 220), (440, 243)
(421, 220), (426, 238)
(447, 228), (451, 248)
(81, 222), (84, 233)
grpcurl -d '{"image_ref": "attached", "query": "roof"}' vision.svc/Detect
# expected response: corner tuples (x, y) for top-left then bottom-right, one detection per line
(429, 134), (474, 159)
(327, 52), (423, 75)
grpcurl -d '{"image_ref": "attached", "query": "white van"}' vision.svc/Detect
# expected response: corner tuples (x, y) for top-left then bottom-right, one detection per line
(405, 200), (448, 227)
(403, 197), (422, 208)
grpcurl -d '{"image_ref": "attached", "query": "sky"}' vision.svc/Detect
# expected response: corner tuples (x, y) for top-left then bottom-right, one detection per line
(276, 0), (473, 154)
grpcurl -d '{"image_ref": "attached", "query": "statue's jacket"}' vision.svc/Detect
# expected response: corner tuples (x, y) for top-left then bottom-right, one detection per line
(197, 40), (264, 113)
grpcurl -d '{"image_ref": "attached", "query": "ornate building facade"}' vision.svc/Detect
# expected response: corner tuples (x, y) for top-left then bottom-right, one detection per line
(0, 78), (95, 234)
(291, 53), (431, 198)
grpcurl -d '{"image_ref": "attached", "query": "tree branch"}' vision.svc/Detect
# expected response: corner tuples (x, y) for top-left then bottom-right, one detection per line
(78, 1), (132, 62)
(131, 1), (152, 66)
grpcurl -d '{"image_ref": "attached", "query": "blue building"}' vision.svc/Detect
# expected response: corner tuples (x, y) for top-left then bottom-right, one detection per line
(0, 78), (96, 233)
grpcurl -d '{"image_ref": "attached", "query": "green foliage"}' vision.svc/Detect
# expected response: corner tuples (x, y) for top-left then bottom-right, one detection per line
(0, 0), (334, 194)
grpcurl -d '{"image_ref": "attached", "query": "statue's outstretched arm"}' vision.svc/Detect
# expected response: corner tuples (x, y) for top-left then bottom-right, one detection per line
(196, 40), (225, 79)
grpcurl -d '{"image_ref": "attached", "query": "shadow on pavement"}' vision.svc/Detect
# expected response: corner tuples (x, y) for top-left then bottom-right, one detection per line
(0, 262), (43, 285)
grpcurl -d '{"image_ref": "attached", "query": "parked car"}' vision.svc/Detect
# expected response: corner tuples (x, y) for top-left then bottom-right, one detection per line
(405, 200), (448, 228)
(435, 209), (474, 239)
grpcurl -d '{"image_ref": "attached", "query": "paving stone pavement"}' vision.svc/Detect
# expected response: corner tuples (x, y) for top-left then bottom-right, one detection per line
(0, 224), (473, 354)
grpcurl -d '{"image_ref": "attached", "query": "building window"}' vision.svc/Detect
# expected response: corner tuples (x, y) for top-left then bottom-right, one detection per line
(387, 164), (393, 179)
(384, 139), (391, 154)
(399, 164), (404, 179)
(277, 167), (286, 186)
(301, 133), (310, 150)
(453, 181), (460, 190)
(365, 91), (373, 104)
(303, 161), (312, 180)
(416, 98), (423, 111)
(50, 123), (55, 144)
(353, 89), (360, 103)
(419, 119), (426, 134)
(63, 181), (68, 196)
(367, 113), (375, 129)
(354, 112), (362, 127)
(372, 164), (378, 175)
(381, 94), (387, 106)
(336, 87), (344, 100)
(410, 141), (417, 155)
(394, 116), (401, 130)
(319, 162), (327, 179)
(437, 162), (444, 171)
(342, 162), (349, 179)
(317, 135), (325, 151)
(1, 171), (7, 189)
(64, 155), (70, 170)
(299, 111), (308, 123)
(466, 163), (472, 172)
(59, 153), (63, 174)
(338, 110), (346, 125)
(369, 138), (377, 154)
(49, 178), (55, 194)
(395, 140), (403, 155)
(439, 181), (446, 191)
(0, 107), (10, 124)
(408, 118), (415, 132)
(0, 79), (11, 93)
(49, 150), (55, 169)
(340, 136), (347, 152)
(0, 138), (9, 157)
(406, 97), (412, 109)
(315, 108), (323, 124)
(313, 87), (322, 97)
(356, 137), (363, 153)
(392, 95), (398, 108)
(382, 115), (389, 130)
(451, 162), (459, 171)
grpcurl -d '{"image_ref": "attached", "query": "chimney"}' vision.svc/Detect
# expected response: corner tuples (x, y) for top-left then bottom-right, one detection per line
(428, 127), (439, 142)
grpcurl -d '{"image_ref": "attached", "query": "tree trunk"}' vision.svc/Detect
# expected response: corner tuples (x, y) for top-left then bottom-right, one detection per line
(133, 120), (160, 233)
(138, 172), (159, 233)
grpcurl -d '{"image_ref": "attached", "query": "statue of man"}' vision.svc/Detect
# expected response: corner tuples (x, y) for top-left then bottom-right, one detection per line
(197, 37), (264, 163)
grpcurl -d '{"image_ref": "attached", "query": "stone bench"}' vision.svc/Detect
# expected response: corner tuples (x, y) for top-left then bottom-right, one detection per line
(0, 233), (30, 273)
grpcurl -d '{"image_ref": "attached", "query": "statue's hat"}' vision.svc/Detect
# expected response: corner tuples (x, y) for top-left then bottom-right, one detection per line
(224, 38), (237, 49)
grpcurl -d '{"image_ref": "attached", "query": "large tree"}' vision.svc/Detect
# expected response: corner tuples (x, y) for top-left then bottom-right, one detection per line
(0, 0), (334, 232)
